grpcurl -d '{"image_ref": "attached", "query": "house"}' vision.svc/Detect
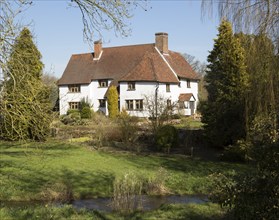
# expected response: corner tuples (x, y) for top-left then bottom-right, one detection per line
(58, 33), (200, 117)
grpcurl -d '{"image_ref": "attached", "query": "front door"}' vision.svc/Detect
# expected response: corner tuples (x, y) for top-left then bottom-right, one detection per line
(190, 101), (195, 115)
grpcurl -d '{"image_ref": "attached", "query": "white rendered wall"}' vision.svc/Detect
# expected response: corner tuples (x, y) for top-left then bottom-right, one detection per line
(59, 84), (91, 115)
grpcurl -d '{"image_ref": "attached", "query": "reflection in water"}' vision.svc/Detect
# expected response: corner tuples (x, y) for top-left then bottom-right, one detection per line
(72, 195), (208, 212)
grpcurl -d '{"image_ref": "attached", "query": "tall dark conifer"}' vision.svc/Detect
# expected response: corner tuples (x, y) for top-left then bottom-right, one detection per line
(201, 20), (248, 147)
(0, 28), (52, 141)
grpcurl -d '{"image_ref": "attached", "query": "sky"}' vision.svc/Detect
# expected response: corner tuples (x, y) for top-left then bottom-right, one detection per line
(18, 0), (220, 78)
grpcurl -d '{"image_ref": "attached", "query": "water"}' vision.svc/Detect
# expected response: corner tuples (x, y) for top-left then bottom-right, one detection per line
(72, 195), (208, 212)
(2, 195), (208, 213)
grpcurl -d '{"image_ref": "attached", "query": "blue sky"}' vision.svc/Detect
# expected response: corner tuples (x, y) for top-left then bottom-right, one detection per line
(20, 0), (220, 78)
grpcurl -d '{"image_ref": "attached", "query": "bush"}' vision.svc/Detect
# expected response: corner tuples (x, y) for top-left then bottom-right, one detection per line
(67, 109), (80, 115)
(155, 125), (178, 153)
(61, 110), (81, 125)
(80, 106), (93, 119)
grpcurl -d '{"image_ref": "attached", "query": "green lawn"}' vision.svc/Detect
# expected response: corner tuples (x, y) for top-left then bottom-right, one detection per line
(0, 140), (246, 219)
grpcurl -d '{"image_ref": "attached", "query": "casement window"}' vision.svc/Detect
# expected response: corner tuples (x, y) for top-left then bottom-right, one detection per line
(69, 102), (80, 110)
(179, 101), (185, 109)
(187, 80), (191, 88)
(68, 84), (80, 93)
(135, 100), (143, 110)
(166, 83), (170, 92)
(126, 100), (134, 110)
(127, 82), (136, 90)
(98, 80), (108, 88)
(99, 99), (106, 108)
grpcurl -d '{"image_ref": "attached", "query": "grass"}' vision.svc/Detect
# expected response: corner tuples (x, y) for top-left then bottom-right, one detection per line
(0, 140), (248, 201)
(0, 203), (229, 220)
(0, 139), (247, 219)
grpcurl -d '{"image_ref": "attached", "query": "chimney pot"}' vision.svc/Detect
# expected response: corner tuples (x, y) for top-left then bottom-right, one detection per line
(94, 40), (102, 59)
(155, 32), (168, 54)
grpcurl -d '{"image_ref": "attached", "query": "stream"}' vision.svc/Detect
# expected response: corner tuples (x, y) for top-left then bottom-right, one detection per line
(2, 195), (208, 213)
(72, 195), (208, 212)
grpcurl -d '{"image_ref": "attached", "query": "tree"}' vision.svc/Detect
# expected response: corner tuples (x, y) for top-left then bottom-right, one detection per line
(183, 53), (208, 101)
(107, 85), (119, 119)
(0, 28), (52, 141)
(201, 20), (248, 147)
(237, 33), (279, 140)
(144, 93), (176, 133)
(202, 0), (279, 42)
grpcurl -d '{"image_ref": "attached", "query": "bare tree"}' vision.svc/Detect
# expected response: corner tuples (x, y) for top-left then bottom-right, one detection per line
(144, 94), (177, 133)
(70, 0), (146, 43)
(202, 0), (279, 41)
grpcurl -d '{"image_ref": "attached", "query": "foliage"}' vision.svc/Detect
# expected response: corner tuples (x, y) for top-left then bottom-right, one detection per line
(40, 180), (73, 203)
(210, 115), (279, 220)
(144, 94), (176, 133)
(0, 140), (249, 201)
(0, 28), (52, 141)
(107, 85), (119, 119)
(0, 203), (228, 220)
(201, 0), (279, 41)
(155, 125), (178, 153)
(117, 109), (139, 144)
(237, 33), (279, 140)
(80, 106), (92, 119)
(42, 73), (58, 110)
(201, 20), (248, 147)
(145, 167), (169, 195)
(112, 172), (143, 214)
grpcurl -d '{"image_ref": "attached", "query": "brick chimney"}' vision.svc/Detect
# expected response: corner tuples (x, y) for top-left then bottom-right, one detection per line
(94, 40), (102, 59)
(155, 32), (168, 54)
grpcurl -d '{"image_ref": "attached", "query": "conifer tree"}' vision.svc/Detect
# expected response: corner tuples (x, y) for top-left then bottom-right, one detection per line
(0, 28), (52, 141)
(201, 20), (248, 147)
(107, 85), (119, 119)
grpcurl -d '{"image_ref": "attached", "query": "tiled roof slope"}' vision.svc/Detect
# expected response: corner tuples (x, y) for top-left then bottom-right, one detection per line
(164, 51), (200, 80)
(179, 93), (195, 101)
(58, 44), (199, 85)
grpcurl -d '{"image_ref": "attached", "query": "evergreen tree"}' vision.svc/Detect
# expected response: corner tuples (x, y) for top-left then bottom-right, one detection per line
(107, 85), (119, 119)
(201, 20), (248, 147)
(0, 28), (52, 141)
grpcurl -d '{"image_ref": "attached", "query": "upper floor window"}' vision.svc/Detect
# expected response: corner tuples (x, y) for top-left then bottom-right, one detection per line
(166, 83), (170, 92)
(126, 100), (134, 110)
(99, 99), (106, 108)
(68, 84), (80, 93)
(98, 80), (108, 88)
(135, 100), (143, 110)
(127, 82), (136, 90)
(187, 80), (191, 88)
(69, 102), (80, 110)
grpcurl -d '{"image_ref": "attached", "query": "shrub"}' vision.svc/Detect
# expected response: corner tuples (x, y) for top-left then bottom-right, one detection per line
(107, 85), (119, 119)
(155, 125), (178, 153)
(117, 110), (139, 144)
(111, 172), (143, 214)
(145, 167), (169, 195)
(80, 106), (93, 119)
(67, 109), (80, 115)
(40, 181), (73, 203)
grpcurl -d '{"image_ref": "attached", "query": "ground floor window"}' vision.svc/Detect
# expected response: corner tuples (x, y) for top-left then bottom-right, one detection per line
(69, 102), (80, 110)
(126, 100), (134, 110)
(135, 99), (143, 110)
(126, 99), (143, 111)
(99, 99), (106, 108)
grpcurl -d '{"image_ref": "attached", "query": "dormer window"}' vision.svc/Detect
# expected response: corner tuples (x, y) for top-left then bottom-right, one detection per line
(127, 82), (136, 90)
(98, 80), (108, 88)
(68, 84), (80, 93)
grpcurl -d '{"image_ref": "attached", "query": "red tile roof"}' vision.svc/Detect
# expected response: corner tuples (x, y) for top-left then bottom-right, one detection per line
(58, 43), (199, 86)
(179, 93), (195, 101)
